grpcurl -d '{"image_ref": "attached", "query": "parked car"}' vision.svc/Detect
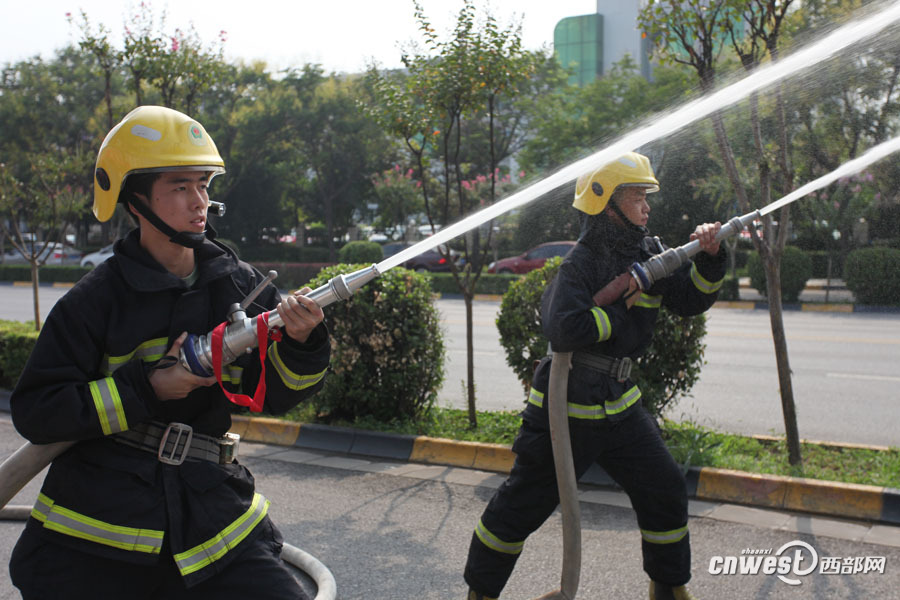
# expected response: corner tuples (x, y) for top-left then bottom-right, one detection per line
(383, 242), (461, 272)
(1, 242), (83, 266)
(80, 243), (115, 268)
(487, 241), (577, 274)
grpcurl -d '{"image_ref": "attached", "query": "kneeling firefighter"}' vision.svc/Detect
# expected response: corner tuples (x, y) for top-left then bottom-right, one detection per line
(463, 152), (725, 600)
(9, 106), (330, 599)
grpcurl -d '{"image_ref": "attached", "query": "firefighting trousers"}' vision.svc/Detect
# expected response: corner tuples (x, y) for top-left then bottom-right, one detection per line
(9, 516), (309, 600)
(464, 406), (690, 598)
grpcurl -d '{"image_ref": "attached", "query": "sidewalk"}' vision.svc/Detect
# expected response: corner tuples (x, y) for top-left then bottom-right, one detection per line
(228, 415), (900, 531)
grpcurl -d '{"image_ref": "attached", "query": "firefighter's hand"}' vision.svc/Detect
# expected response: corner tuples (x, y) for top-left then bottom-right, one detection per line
(149, 332), (217, 401)
(278, 287), (324, 343)
(691, 222), (722, 255)
(592, 272), (640, 309)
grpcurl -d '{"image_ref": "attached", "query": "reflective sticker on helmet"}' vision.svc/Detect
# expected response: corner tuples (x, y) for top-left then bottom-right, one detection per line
(618, 156), (638, 168)
(188, 123), (206, 146)
(130, 124), (162, 141)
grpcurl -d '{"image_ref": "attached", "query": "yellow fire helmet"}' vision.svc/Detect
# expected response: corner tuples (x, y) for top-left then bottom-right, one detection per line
(573, 152), (659, 215)
(93, 105), (225, 222)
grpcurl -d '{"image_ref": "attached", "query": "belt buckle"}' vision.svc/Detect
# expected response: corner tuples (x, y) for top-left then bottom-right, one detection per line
(158, 422), (193, 465)
(615, 357), (633, 382)
(219, 433), (240, 464)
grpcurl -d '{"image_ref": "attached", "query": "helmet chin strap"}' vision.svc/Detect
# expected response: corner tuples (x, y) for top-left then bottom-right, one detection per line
(127, 195), (212, 249)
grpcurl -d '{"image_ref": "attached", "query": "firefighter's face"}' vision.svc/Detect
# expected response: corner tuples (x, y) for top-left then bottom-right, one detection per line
(614, 187), (650, 227)
(145, 171), (211, 235)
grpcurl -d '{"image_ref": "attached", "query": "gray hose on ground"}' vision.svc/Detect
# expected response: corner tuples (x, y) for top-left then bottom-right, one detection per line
(533, 351), (581, 600)
(282, 542), (338, 600)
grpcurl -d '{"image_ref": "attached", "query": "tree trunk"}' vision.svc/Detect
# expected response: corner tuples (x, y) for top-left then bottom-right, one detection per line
(464, 289), (477, 428)
(763, 262), (802, 465)
(30, 263), (41, 331)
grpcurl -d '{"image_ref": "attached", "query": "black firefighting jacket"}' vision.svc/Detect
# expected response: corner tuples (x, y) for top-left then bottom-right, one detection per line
(10, 229), (330, 586)
(525, 213), (726, 424)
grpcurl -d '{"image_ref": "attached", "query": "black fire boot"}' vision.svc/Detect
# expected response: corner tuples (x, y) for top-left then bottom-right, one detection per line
(649, 580), (698, 600)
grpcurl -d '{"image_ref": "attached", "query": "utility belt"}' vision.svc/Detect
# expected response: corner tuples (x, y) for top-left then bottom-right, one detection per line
(113, 421), (240, 466)
(571, 351), (633, 383)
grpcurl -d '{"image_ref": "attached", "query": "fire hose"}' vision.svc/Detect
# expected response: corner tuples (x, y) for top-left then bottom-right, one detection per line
(0, 266), (378, 599)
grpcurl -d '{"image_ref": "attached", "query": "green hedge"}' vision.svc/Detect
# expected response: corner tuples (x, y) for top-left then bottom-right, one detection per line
(427, 272), (519, 296)
(249, 262), (334, 292)
(0, 320), (39, 388)
(843, 247), (900, 306)
(240, 244), (331, 263)
(807, 251), (846, 279)
(747, 246), (812, 303)
(0, 265), (90, 283)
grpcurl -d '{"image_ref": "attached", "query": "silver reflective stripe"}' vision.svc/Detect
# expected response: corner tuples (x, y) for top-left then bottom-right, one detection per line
(32, 493), (163, 554)
(102, 337), (169, 375)
(605, 385), (641, 416)
(89, 377), (128, 435)
(224, 365), (242, 385)
(690, 264), (723, 294)
(527, 387), (544, 407)
(634, 293), (662, 309)
(269, 343), (327, 391)
(475, 519), (524, 555)
(641, 525), (688, 544)
(590, 306), (612, 341)
(174, 492), (269, 576)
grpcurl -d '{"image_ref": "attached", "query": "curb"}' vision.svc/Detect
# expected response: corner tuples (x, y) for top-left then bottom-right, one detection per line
(230, 415), (900, 526)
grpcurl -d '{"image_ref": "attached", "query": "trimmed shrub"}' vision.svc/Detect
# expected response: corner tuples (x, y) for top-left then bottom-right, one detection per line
(338, 241), (383, 265)
(0, 320), (39, 388)
(496, 256), (708, 417)
(747, 246), (812, 303)
(843, 247), (900, 306)
(305, 264), (445, 422)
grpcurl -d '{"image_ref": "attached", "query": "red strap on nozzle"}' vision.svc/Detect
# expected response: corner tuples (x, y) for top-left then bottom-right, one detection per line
(211, 312), (277, 413)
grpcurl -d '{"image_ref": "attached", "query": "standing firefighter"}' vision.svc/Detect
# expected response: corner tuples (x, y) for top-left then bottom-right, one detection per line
(464, 152), (725, 600)
(9, 106), (330, 599)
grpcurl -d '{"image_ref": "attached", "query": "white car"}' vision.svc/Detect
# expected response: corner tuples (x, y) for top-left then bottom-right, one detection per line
(80, 244), (115, 268)
(2, 242), (83, 265)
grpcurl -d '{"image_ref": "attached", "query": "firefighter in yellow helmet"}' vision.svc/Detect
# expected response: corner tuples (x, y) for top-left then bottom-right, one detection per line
(464, 152), (724, 600)
(10, 106), (330, 599)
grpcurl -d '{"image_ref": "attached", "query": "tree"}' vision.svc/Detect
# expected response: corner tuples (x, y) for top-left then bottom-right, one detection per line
(366, 0), (543, 427)
(0, 150), (91, 329)
(640, 0), (806, 464)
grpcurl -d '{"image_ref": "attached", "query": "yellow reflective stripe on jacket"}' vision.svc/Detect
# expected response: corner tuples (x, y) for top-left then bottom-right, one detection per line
(31, 493), (163, 554)
(269, 343), (327, 391)
(604, 385), (641, 416)
(88, 377), (127, 435)
(475, 519), (524, 555)
(102, 337), (168, 375)
(527, 387), (606, 420)
(641, 525), (688, 544)
(224, 365), (242, 385)
(690, 264), (723, 294)
(634, 293), (662, 309)
(590, 306), (612, 342)
(174, 492), (269, 577)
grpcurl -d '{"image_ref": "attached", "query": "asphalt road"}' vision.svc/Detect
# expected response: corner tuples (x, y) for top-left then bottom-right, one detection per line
(1, 417), (899, 600)
(2, 284), (898, 447)
(435, 299), (900, 448)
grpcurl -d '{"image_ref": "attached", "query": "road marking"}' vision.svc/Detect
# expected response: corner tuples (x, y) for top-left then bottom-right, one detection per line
(827, 372), (900, 382)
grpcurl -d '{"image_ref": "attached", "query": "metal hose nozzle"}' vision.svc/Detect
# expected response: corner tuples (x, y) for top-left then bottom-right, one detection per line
(180, 265), (381, 376)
